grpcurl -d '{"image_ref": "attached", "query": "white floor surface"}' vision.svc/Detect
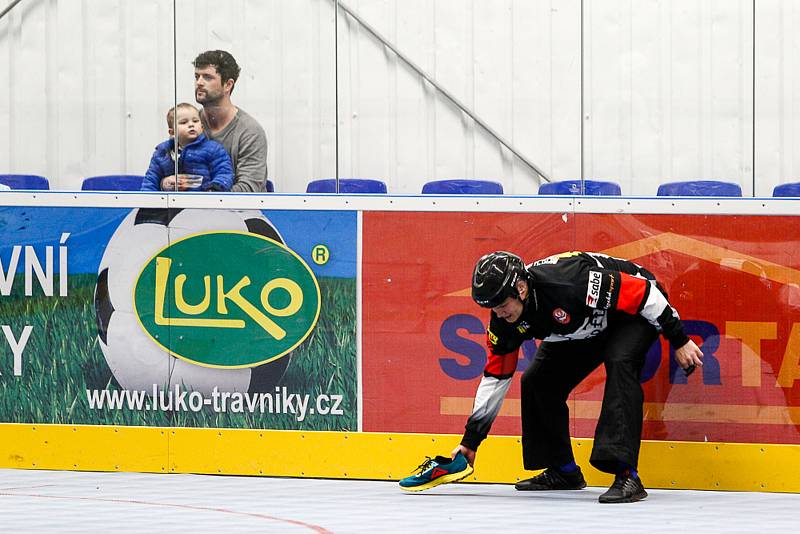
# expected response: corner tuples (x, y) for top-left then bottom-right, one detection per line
(0, 468), (796, 533)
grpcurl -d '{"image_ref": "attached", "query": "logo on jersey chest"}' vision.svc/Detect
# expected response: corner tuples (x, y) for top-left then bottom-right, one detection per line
(487, 328), (499, 345)
(586, 270), (602, 308)
(552, 308), (570, 324)
(516, 321), (530, 334)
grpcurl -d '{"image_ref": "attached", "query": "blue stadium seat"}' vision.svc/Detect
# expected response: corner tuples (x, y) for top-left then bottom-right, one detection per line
(0, 174), (50, 190)
(81, 175), (144, 191)
(306, 179), (387, 194)
(538, 180), (621, 195)
(657, 180), (742, 197)
(421, 179), (503, 194)
(773, 183), (800, 197)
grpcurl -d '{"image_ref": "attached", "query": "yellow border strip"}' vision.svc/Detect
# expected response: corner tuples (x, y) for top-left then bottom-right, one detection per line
(0, 423), (797, 493)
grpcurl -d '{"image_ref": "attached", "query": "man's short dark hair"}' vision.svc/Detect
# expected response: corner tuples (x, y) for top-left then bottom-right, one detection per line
(193, 50), (241, 93)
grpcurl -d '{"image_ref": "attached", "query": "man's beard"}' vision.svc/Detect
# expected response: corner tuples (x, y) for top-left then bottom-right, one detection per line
(196, 90), (222, 105)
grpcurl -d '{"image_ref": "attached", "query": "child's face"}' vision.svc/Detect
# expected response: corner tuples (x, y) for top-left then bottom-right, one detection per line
(170, 107), (203, 146)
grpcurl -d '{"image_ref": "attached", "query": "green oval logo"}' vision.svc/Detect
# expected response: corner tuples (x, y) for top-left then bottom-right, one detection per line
(133, 231), (321, 369)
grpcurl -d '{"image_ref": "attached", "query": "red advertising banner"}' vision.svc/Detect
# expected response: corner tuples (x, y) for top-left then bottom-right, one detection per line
(362, 212), (800, 445)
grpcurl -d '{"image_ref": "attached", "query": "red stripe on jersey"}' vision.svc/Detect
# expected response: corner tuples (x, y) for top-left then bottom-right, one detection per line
(484, 347), (519, 376)
(617, 273), (647, 314)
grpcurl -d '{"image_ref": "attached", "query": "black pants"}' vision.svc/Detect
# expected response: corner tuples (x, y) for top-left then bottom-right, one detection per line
(519, 315), (658, 474)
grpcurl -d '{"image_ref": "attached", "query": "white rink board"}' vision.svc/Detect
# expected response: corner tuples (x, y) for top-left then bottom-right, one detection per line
(3, 190), (800, 216)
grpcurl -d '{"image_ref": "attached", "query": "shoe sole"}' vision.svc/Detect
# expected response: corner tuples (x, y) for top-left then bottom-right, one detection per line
(598, 490), (648, 504)
(399, 465), (474, 492)
(515, 482), (587, 491)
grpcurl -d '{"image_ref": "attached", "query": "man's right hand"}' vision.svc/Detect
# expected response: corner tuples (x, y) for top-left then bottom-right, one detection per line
(451, 444), (476, 467)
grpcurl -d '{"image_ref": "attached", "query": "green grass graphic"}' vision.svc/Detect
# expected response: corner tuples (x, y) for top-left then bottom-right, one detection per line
(0, 274), (356, 430)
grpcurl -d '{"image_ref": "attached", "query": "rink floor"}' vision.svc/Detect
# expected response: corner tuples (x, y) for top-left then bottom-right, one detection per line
(0, 468), (797, 533)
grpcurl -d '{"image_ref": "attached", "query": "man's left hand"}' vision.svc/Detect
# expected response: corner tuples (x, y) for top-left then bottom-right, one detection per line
(451, 444), (476, 467)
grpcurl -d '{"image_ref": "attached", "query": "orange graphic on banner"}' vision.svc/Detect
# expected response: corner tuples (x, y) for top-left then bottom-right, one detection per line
(445, 232), (800, 298)
(439, 397), (800, 426)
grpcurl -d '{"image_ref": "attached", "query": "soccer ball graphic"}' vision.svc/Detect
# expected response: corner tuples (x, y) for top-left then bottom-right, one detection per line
(94, 208), (291, 395)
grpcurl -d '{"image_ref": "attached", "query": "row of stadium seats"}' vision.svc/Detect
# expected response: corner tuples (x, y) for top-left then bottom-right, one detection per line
(306, 178), (800, 196)
(3, 174), (800, 196)
(0, 174), (276, 192)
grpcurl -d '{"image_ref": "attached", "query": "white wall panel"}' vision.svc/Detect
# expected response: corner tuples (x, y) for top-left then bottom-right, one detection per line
(341, 0), (395, 186)
(122, 1), (169, 177)
(473, 0), (513, 186)
(510, 0), (581, 192)
(56, 0), (87, 183)
(755, 0), (800, 196)
(432, 0), (473, 187)
(3, 0), (48, 177)
(394, 0), (435, 192)
(0, 0), (175, 189)
(0, 10), (9, 170)
(584, 0), (753, 196)
(337, 0), (578, 193)
(173, 0), (336, 192)
(1, 1), (799, 196)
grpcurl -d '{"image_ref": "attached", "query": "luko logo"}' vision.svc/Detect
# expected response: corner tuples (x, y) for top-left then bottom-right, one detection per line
(133, 231), (321, 369)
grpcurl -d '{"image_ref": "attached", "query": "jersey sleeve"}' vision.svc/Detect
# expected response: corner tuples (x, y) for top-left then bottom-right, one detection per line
(460, 374), (513, 450)
(586, 267), (690, 349)
(460, 313), (522, 450)
(483, 313), (523, 378)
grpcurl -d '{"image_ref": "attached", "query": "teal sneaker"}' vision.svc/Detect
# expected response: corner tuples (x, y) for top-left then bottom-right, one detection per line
(399, 453), (474, 492)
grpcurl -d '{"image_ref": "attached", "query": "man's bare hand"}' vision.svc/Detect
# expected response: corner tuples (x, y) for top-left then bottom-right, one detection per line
(451, 444), (476, 467)
(675, 339), (704, 373)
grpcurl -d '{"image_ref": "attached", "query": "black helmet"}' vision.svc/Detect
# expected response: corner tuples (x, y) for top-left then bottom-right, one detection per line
(471, 251), (527, 308)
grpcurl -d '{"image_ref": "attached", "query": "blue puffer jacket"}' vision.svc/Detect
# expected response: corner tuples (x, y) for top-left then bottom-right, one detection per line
(142, 134), (234, 191)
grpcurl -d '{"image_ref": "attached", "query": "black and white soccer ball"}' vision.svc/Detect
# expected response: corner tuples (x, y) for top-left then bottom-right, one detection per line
(94, 208), (291, 395)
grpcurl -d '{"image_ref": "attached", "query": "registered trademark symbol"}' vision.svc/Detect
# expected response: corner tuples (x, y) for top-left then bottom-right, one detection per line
(312, 245), (330, 265)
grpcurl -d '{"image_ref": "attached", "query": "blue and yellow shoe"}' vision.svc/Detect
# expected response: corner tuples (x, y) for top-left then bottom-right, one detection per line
(399, 453), (474, 492)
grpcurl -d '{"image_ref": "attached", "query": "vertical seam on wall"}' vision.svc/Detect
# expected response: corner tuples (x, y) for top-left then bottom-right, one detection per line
(46, 0), (56, 182)
(9, 6), (16, 168)
(752, 0), (756, 195)
(669, 3), (674, 181)
(431, 0), (436, 182)
(629, 0), (633, 186)
(276, 0), (283, 187)
(120, 2), (127, 177)
(549, 0), (553, 183)
(350, 8), (358, 183)
(391, 1), (396, 188)
(335, 0), (340, 187)
(700, 2), (706, 181)
(468, 0), (475, 180)
(356, 210), (363, 432)
(311, 0), (320, 187)
(509, 0), (514, 186)
(172, 0), (178, 184)
(580, 0), (584, 185)
(778, 1), (784, 183)
(82, 0), (91, 176)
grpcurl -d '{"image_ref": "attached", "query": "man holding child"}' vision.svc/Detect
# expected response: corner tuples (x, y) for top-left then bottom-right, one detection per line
(146, 50), (269, 193)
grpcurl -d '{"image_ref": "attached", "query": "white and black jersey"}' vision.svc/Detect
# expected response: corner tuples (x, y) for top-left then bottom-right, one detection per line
(461, 251), (689, 451)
